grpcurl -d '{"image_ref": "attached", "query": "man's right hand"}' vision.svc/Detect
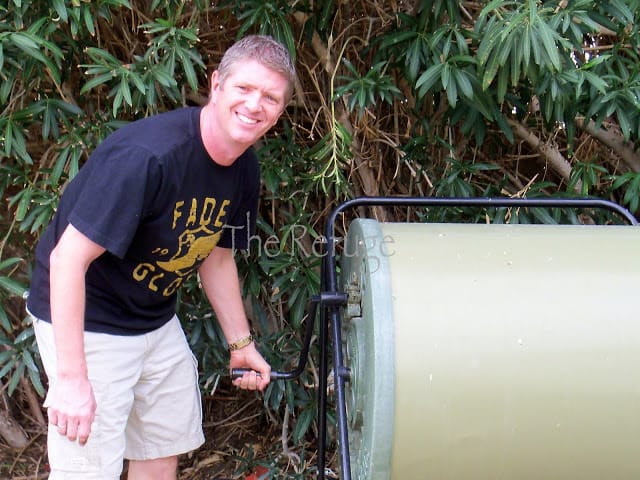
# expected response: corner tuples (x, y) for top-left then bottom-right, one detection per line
(230, 342), (272, 392)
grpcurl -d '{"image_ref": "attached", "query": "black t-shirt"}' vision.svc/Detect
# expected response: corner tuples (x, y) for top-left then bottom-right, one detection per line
(27, 107), (260, 335)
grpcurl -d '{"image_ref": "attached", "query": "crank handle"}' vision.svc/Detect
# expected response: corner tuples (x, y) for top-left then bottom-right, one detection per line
(231, 368), (292, 380)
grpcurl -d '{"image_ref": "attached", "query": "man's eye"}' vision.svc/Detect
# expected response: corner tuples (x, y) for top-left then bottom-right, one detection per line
(266, 94), (282, 104)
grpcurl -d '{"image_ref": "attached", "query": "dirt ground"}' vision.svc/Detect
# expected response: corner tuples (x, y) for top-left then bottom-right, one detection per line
(0, 383), (326, 480)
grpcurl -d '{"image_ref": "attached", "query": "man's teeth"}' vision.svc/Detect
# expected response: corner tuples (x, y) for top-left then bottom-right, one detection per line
(237, 113), (258, 124)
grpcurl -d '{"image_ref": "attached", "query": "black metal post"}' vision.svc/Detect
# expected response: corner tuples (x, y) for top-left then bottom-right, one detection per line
(316, 301), (329, 479)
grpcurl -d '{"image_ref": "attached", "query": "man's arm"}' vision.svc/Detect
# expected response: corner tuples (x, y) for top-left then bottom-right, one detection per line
(198, 246), (271, 391)
(48, 223), (105, 444)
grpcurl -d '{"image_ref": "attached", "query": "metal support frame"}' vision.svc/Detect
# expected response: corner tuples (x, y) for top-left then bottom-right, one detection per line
(233, 196), (637, 479)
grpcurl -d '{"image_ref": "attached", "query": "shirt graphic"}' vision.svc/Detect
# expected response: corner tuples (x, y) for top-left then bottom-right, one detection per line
(133, 197), (231, 297)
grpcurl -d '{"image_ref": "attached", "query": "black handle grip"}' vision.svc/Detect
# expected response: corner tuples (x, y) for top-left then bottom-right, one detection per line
(231, 368), (290, 380)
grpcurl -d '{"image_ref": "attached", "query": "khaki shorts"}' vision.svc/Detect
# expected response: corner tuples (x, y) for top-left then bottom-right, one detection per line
(33, 315), (205, 480)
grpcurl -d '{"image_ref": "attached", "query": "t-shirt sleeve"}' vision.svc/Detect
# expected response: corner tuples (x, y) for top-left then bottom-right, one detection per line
(67, 143), (159, 258)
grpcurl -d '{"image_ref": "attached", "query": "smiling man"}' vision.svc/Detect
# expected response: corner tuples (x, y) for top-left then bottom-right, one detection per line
(26, 35), (296, 480)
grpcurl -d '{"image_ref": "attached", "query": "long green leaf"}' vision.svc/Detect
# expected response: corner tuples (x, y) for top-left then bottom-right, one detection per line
(0, 308), (11, 333)
(416, 63), (443, 98)
(52, 0), (68, 22)
(0, 257), (23, 271)
(80, 72), (116, 94)
(0, 356), (15, 378)
(536, 22), (561, 71)
(0, 276), (27, 297)
(8, 362), (24, 394)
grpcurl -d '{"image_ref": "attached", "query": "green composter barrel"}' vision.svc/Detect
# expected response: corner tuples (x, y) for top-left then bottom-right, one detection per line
(339, 219), (640, 480)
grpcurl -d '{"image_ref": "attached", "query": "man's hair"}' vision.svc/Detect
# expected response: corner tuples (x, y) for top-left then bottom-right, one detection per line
(218, 35), (297, 102)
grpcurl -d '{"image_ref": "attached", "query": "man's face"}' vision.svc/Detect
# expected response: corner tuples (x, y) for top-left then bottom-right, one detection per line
(209, 59), (289, 149)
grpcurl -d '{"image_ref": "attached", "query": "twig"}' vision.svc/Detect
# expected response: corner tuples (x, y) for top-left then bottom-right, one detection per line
(280, 404), (300, 466)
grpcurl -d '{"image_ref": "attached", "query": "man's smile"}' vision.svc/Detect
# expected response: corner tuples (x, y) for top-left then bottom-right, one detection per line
(236, 112), (259, 125)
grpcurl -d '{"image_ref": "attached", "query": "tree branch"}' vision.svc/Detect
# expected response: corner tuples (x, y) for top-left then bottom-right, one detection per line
(576, 118), (640, 173)
(0, 388), (29, 449)
(508, 119), (582, 193)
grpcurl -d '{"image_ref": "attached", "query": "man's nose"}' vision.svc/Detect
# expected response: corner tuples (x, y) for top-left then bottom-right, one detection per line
(245, 92), (263, 111)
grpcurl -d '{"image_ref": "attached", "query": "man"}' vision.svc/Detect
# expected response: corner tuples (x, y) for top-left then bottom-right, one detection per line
(26, 35), (296, 479)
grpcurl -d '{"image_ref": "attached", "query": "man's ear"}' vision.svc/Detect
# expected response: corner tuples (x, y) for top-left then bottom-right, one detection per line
(209, 70), (221, 99)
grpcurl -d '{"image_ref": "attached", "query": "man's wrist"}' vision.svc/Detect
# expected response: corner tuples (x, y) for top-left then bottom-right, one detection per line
(228, 334), (254, 352)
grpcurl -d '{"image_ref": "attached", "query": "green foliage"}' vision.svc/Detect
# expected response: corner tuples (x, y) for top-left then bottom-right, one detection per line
(0, 316), (44, 397)
(335, 59), (401, 116)
(415, 54), (477, 108)
(0, 258), (43, 396)
(434, 157), (501, 198)
(306, 121), (352, 198)
(611, 171), (640, 213)
(141, 13), (205, 93)
(568, 161), (609, 196)
(587, 55), (640, 141)
(375, 15), (435, 83)
(0, 258), (26, 299)
(227, 0), (297, 60)
(79, 9), (206, 116)
(0, 18), (65, 89)
(259, 123), (306, 196)
(50, 0), (132, 37)
(477, 1), (571, 97)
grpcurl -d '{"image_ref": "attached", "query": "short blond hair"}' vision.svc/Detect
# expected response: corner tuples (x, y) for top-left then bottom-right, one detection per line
(217, 35), (297, 103)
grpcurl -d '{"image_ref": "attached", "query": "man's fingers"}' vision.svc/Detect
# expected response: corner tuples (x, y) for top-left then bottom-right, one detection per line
(257, 368), (271, 391)
(234, 370), (262, 390)
(76, 421), (92, 445)
(47, 409), (59, 427)
(51, 412), (68, 433)
(66, 417), (91, 440)
(65, 419), (79, 441)
(246, 371), (258, 390)
(48, 410), (93, 443)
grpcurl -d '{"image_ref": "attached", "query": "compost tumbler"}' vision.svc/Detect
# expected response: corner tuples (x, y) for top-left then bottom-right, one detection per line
(338, 218), (640, 479)
(232, 196), (640, 480)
